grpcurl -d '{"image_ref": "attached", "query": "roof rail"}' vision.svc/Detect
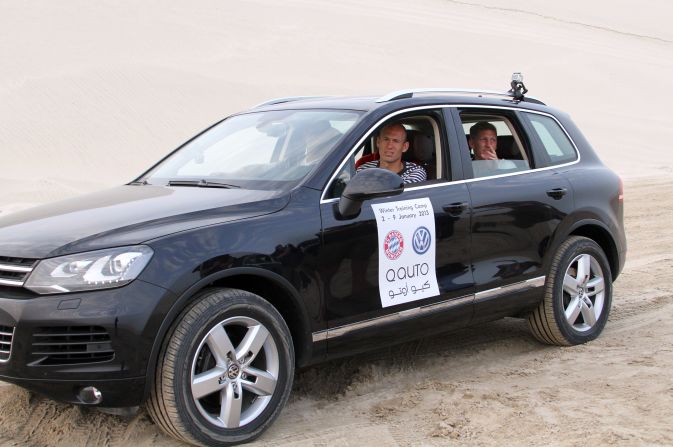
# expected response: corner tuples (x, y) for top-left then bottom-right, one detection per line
(253, 96), (328, 108)
(375, 88), (544, 105)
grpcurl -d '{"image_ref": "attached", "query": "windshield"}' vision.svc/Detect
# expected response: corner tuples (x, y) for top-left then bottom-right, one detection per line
(143, 109), (362, 190)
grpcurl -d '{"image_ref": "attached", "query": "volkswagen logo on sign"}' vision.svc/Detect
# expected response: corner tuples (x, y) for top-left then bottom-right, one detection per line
(412, 226), (431, 255)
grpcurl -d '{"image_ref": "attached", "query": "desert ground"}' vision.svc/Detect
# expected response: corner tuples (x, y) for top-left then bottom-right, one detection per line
(1, 0), (672, 446)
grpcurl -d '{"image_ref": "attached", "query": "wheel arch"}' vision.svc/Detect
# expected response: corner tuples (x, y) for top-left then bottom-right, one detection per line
(566, 220), (620, 281)
(143, 267), (313, 402)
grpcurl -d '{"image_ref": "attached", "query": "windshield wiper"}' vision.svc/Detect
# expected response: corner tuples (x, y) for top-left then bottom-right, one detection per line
(167, 179), (241, 189)
(129, 179), (150, 185)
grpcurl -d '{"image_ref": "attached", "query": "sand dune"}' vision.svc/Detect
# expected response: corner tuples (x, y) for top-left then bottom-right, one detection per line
(1, 0), (672, 211)
(1, 0), (672, 445)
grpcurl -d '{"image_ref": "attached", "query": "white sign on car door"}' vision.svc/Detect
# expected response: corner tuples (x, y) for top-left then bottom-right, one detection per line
(371, 197), (440, 308)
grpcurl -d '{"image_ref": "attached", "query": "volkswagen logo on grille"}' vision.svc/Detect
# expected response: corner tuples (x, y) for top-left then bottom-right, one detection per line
(412, 226), (431, 255)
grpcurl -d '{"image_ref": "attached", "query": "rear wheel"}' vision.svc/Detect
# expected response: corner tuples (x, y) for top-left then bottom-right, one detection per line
(528, 236), (612, 346)
(147, 288), (294, 446)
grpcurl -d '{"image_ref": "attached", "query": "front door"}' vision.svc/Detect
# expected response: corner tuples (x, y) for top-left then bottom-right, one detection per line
(317, 109), (474, 357)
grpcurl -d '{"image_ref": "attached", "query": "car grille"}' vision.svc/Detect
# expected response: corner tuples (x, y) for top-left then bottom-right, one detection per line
(30, 326), (115, 366)
(0, 256), (38, 287)
(0, 325), (14, 362)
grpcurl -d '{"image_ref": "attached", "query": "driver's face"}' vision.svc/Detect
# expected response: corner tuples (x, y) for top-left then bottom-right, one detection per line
(376, 125), (409, 165)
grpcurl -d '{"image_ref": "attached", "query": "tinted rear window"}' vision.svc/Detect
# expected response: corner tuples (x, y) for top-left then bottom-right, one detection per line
(525, 113), (577, 165)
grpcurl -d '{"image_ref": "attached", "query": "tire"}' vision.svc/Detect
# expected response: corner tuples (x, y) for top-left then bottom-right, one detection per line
(147, 288), (294, 446)
(527, 236), (612, 346)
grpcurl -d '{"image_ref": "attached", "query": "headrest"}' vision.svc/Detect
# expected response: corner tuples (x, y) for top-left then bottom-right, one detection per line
(413, 134), (434, 161)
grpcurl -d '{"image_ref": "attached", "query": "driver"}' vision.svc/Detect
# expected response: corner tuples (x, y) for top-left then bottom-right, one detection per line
(356, 123), (426, 184)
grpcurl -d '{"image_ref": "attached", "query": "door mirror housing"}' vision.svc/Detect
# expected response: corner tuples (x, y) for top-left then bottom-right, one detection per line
(337, 168), (404, 219)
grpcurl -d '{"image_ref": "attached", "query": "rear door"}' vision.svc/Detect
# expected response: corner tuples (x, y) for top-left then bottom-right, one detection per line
(452, 107), (575, 319)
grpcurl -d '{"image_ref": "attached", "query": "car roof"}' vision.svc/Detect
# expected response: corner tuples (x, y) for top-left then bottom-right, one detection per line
(249, 88), (548, 114)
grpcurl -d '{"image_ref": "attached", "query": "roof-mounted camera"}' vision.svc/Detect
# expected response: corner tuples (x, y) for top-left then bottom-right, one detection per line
(509, 72), (528, 101)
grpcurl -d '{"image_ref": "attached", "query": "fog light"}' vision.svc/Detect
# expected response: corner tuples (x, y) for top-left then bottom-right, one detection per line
(78, 386), (103, 404)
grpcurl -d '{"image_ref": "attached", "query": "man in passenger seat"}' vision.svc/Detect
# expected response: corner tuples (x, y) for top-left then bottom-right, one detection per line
(356, 123), (426, 183)
(469, 121), (516, 176)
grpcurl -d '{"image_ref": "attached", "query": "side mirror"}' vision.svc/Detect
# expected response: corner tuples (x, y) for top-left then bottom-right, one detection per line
(337, 168), (404, 219)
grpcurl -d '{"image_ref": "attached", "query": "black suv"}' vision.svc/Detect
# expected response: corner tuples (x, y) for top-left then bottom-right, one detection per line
(0, 76), (625, 446)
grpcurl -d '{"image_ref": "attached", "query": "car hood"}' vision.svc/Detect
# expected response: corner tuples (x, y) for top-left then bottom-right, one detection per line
(0, 185), (290, 259)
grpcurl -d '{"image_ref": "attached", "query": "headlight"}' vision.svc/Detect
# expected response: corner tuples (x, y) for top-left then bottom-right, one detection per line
(25, 245), (154, 294)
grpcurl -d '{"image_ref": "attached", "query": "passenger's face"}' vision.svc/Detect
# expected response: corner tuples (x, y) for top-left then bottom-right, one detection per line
(471, 129), (498, 160)
(376, 126), (409, 165)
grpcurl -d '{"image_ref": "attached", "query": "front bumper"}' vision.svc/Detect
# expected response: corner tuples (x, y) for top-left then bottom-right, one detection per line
(0, 279), (174, 407)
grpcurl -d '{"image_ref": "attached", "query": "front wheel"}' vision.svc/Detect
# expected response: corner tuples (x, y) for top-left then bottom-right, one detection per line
(147, 288), (294, 446)
(528, 236), (612, 346)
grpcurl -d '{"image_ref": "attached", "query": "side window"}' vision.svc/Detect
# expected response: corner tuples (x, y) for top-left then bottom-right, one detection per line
(324, 111), (445, 199)
(524, 113), (578, 165)
(460, 112), (530, 179)
(326, 149), (359, 199)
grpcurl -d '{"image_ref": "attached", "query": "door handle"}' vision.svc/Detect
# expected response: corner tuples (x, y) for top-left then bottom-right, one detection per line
(546, 188), (567, 200)
(442, 202), (469, 215)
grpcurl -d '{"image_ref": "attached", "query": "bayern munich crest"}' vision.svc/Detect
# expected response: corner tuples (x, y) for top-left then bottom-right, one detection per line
(383, 230), (404, 260)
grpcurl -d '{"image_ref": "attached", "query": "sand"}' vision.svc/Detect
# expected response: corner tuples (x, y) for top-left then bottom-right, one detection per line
(1, 0), (672, 445)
